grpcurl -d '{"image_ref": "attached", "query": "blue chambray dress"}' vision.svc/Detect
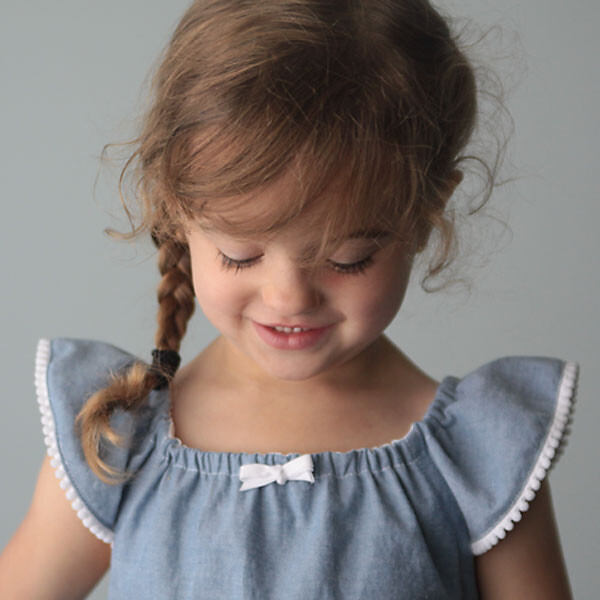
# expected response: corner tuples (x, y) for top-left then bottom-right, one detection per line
(34, 337), (579, 599)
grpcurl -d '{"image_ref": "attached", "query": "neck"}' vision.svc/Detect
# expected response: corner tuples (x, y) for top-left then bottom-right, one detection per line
(216, 334), (402, 397)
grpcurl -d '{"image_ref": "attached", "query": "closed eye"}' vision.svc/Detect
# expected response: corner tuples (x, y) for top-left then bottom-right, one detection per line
(217, 251), (258, 273)
(216, 251), (375, 276)
(328, 255), (374, 275)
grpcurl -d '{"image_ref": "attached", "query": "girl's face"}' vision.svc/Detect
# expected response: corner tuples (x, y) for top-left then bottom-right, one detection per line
(184, 206), (415, 388)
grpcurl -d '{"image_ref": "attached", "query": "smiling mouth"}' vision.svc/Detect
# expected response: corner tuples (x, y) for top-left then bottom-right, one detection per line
(253, 321), (334, 350)
(270, 325), (312, 333)
(263, 323), (328, 332)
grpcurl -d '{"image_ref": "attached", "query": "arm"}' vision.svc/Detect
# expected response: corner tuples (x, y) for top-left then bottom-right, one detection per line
(474, 478), (573, 600)
(0, 454), (111, 600)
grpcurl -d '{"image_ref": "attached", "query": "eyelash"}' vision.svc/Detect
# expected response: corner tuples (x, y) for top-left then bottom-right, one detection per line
(217, 251), (375, 276)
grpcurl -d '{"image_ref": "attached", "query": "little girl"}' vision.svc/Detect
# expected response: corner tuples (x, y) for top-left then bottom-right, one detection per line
(0, 1), (578, 598)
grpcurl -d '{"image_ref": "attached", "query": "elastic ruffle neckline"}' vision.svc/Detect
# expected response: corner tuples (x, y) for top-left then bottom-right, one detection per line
(156, 376), (456, 478)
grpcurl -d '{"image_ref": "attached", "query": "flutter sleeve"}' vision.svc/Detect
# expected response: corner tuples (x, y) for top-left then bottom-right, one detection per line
(423, 355), (579, 555)
(35, 337), (154, 546)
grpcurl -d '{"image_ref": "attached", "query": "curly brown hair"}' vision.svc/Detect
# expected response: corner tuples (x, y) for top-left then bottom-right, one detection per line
(77, 0), (510, 484)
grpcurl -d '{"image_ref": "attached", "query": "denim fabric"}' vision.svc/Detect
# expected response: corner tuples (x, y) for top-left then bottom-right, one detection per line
(41, 337), (577, 600)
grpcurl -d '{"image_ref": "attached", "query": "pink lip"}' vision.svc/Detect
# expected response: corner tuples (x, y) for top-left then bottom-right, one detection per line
(253, 321), (334, 350)
(265, 322), (324, 329)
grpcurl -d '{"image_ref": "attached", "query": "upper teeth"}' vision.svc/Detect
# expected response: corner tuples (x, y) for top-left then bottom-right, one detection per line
(273, 326), (308, 333)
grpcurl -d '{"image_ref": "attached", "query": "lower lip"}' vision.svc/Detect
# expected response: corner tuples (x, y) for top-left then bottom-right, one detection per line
(253, 322), (334, 350)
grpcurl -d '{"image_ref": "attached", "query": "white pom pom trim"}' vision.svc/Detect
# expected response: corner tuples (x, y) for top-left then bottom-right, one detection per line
(471, 360), (579, 555)
(35, 338), (114, 546)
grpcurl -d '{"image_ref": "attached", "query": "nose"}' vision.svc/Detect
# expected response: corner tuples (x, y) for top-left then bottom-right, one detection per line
(261, 261), (323, 317)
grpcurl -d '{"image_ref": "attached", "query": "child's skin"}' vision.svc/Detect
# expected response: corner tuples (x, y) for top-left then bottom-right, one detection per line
(0, 162), (573, 598)
(170, 167), (448, 455)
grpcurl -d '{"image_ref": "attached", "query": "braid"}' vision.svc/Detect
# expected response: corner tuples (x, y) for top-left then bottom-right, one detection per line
(153, 234), (196, 353)
(75, 230), (196, 485)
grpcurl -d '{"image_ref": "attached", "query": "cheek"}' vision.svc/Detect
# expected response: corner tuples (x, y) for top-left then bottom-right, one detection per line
(190, 264), (243, 318)
(337, 261), (411, 327)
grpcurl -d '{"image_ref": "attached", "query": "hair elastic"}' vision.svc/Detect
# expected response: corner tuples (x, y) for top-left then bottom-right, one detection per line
(150, 348), (181, 390)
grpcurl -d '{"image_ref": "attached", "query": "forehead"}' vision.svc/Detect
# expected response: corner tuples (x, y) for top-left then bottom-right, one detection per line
(184, 162), (397, 250)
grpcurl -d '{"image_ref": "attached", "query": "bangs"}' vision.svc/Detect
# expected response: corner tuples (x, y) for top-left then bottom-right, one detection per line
(167, 118), (420, 269)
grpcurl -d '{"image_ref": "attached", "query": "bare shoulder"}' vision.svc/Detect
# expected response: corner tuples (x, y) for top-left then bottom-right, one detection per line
(474, 479), (573, 600)
(0, 454), (111, 600)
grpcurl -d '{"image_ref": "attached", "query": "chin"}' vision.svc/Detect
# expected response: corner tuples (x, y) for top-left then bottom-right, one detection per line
(252, 351), (337, 383)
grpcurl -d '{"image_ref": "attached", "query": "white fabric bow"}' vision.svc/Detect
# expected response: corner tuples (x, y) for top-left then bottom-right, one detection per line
(239, 454), (315, 491)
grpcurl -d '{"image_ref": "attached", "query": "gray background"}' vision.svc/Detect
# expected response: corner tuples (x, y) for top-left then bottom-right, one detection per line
(1, 1), (597, 598)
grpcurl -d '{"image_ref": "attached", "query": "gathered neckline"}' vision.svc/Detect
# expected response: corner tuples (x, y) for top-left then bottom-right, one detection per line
(153, 375), (456, 474)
